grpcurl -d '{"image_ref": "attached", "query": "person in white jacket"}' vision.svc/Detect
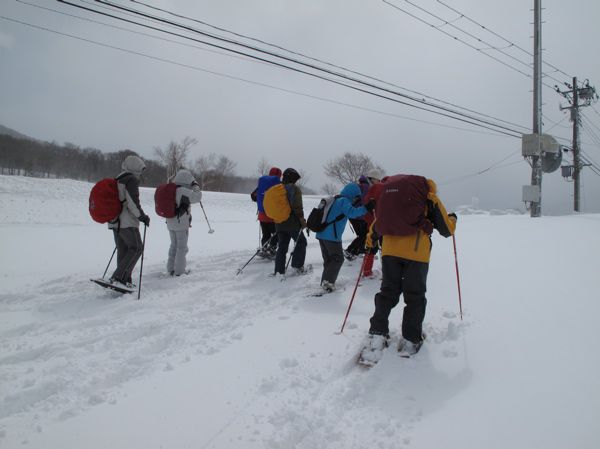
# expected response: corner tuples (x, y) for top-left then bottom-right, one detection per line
(166, 169), (203, 276)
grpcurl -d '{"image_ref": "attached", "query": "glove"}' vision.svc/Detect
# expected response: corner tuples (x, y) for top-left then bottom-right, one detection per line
(364, 199), (376, 213)
(448, 212), (458, 222)
(299, 217), (307, 229)
(139, 213), (150, 227)
(365, 230), (380, 253)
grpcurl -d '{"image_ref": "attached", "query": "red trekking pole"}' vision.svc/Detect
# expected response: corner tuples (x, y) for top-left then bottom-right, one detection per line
(452, 234), (463, 320)
(338, 256), (368, 333)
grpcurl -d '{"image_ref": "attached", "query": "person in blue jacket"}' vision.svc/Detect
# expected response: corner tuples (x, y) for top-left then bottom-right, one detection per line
(315, 183), (375, 293)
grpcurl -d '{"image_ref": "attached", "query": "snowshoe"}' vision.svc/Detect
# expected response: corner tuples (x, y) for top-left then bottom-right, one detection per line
(91, 278), (135, 294)
(357, 333), (389, 367)
(397, 334), (425, 358)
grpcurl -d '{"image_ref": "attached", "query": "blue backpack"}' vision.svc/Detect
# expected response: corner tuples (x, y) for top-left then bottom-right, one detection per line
(256, 175), (281, 213)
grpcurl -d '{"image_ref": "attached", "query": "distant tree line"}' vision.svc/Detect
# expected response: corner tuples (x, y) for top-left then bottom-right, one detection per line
(0, 134), (257, 193)
(0, 133), (379, 196)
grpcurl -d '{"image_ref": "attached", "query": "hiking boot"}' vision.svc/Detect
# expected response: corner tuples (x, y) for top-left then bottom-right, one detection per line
(321, 280), (335, 293)
(397, 336), (425, 357)
(368, 333), (390, 351)
(292, 265), (313, 276)
(344, 250), (357, 261)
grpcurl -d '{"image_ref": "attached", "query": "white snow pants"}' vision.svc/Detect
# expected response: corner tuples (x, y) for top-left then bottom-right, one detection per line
(167, 230), (189, 275)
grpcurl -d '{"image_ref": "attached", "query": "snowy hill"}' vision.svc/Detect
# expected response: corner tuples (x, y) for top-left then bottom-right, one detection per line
(0, 175), (598, 449)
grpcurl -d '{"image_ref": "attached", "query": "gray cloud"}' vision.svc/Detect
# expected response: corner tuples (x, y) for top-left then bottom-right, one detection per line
(1, 0), (599, 214)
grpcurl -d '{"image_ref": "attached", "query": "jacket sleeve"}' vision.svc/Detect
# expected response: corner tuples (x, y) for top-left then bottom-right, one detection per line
(340, 198), (367, 220)
(291, 185), (304, 220)
(123, 176), (144, 218)
(427, 193), (456, 238)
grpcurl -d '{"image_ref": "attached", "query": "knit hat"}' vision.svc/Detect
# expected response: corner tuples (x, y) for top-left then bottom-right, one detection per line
(172, 169), (196, 186)
(282, 168), (301, 184)
(121, 155), (146, 176)
(269, 167), (282, 177)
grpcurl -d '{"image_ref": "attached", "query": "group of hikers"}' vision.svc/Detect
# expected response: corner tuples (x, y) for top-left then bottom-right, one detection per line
(94, 154), (457, 358)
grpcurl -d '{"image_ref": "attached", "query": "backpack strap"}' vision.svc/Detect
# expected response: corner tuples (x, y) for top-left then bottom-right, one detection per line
(111, 174), (128, 229)
(324, 195), (344, 239)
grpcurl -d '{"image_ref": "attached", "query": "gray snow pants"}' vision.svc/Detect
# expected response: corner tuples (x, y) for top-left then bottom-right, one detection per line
(111, 227), (143, 283)
(318, 239), (344, 285)
(167, 230), (189, 275)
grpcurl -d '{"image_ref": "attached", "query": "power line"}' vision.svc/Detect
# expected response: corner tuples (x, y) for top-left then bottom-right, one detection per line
(127, 0), (530, 133)
(382, 0), (567, 91)
(16, 0), (263, 65)
(439, 150), (523, 186)
(0, 14), (518, 139)
(434, 0), (572, 80)
(60, 0), (525, 137)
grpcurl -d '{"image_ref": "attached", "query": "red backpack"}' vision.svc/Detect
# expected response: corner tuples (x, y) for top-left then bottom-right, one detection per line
(374, 174), (431, 236)
(89, 178), (122, 224)
(154, 183), (178, 218)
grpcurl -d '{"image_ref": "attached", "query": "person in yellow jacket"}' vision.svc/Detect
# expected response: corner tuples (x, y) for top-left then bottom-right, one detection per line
(363, 178), (457, 357)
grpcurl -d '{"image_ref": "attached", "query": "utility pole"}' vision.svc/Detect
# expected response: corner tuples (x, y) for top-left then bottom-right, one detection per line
(572, 77), (580, 212)
(529, 0), (543, 217)
(557, 78), (598, 212)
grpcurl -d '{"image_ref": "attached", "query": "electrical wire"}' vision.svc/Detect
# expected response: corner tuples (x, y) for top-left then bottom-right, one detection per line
(0, 14), (519, 139)
(434, 0), (573, 80)
(62, 0), (525, 137)
(382, 0), (561, 91)
(127, 0), (530, 133)
(438, 150), (523, 186)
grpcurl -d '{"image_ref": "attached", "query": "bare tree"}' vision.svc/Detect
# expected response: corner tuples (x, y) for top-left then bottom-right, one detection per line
(212, 155), (237, 191)
(194, 153), (216, 190)
(154, 136), (197, 181)
(321, 183), (339, 196)
(295, 168), (310, 191)
(256, 157), (270, 177)
(323, 152), (383, 185)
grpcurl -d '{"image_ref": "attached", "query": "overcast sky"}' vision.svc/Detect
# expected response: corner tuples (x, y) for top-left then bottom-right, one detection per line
(1, 0), (599, 214)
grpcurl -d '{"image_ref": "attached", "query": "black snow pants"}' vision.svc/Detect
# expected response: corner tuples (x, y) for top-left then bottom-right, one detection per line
(369, 255), (429, 343)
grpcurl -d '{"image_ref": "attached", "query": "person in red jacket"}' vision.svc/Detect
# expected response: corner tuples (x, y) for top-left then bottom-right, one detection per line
(361, 168), (384, 277)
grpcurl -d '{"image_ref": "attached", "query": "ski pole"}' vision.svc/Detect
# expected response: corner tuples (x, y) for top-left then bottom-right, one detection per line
(102, 246), (117, 279)
(452, 234), (463, 320)
(339, 255), (368, 333)
(137, 225), (147, 300)
(235, 249), (261, 276)
(199, 200), (215, 234)
(283, 228), (304, 277)
(235, 237), (276, 276)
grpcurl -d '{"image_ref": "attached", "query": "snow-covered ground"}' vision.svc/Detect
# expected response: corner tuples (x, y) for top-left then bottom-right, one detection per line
(0, 175), (598, 449)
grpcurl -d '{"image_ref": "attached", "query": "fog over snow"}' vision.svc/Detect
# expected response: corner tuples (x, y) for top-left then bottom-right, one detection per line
(0, 175), (598, 449)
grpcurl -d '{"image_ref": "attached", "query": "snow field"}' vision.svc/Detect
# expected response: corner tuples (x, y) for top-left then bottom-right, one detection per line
(0, 175), (599, 449)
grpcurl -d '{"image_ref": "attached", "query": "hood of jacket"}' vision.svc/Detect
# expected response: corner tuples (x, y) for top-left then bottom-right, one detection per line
(121, 155), (146, 176)
(173, 169), (195, 186)
(340, 182), (361, 201)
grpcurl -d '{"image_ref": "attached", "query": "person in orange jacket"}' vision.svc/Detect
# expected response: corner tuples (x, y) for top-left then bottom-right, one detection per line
(361, 178), (457, 359)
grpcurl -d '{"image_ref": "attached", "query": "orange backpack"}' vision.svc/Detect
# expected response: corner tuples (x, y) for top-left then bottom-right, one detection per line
(263, 184), (292, 223)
